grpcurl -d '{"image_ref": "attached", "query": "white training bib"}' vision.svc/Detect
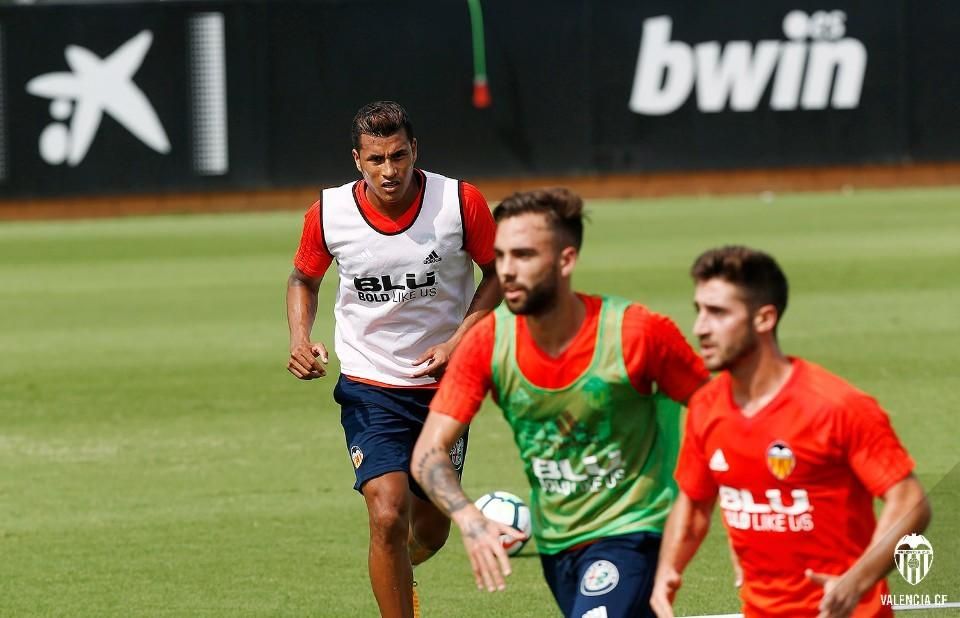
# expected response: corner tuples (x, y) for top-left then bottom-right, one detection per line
(321, 170), (475, 386)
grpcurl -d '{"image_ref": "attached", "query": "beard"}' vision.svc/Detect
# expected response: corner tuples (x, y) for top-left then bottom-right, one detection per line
(704, 328), (759, 371)
(505, 272), (559, 316)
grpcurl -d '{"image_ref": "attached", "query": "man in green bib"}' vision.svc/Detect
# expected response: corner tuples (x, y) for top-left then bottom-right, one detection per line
(412, 188), (708, 617)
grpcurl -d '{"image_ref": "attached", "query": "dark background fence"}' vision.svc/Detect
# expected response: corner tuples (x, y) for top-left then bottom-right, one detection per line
(0, 0), (957, 199)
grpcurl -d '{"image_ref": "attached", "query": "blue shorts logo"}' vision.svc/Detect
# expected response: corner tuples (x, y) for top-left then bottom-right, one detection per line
(350, 445), (364, 469)
(580, 560), (619, 597)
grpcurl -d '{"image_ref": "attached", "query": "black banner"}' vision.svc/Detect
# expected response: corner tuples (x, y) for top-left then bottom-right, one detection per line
(0, 0), (956, 199)
(590, 0), (908, 170)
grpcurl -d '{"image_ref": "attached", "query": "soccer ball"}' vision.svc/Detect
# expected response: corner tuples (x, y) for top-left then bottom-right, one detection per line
(474, 491), (532, 556)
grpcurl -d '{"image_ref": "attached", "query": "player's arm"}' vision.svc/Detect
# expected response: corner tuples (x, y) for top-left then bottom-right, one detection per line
(286, 268), (329, 379)
(650, 491), (716, 618)
(457, 259), (501, 347)
(807, 474), (930, 618)
(411, 412), (524, 592)
(287, 202), (332, 379)
(411, 317), (523, 591)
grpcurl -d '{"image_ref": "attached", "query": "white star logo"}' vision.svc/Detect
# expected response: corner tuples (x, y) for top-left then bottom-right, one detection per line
(25, 30), (171, 166)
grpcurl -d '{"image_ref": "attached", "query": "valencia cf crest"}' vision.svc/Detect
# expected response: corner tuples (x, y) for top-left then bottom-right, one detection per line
(350, 445), (364, 469)
(766, 441), (795, 480)
(895, 533), (933, 585)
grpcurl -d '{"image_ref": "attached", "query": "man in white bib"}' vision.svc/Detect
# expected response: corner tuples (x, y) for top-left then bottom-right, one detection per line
(286, 101), (501, 617)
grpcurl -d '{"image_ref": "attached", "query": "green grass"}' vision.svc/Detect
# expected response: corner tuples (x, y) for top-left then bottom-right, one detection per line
(1, 187), (958, 616)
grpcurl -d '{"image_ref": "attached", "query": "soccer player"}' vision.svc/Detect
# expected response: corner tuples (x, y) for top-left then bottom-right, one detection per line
(650, 246), (931, 618)
(286, 101), (501, 618)
(410, 188), (709, 618)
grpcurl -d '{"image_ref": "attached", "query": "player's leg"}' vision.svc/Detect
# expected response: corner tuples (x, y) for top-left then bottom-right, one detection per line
(539, 550), (578, 617)
(568, 532), (661, 618)
(362, 471), (416, 618)
(408, 493), (451, 565)
(336, 376), (419, 617)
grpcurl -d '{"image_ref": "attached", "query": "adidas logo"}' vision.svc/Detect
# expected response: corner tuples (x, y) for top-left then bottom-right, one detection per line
(356, 248), (375, 262)
(581, 607), (608, 618)
(709, 449), (729, 472)
(423, 250), (442, 264)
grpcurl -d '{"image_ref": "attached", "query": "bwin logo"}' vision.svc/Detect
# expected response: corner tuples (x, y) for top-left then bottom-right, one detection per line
(25, 31), (171, 166)
(629, 11), (868, 115)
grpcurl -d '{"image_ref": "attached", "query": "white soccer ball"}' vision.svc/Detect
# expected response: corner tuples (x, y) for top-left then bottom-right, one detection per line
(474, 491), (532, 556)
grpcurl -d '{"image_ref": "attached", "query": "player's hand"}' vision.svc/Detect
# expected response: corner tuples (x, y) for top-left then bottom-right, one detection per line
(650, 567), (682, 618)
(411, 341), (455, 379)
(806, 569), (862, 618)
(454, 506), (526, 592)
(287, 341), (329, 379)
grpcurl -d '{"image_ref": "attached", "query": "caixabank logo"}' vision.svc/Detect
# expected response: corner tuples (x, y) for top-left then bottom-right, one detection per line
(26, 31), (171, 168)
(630, 10), (867, 115)
(20, 13), (228, 177)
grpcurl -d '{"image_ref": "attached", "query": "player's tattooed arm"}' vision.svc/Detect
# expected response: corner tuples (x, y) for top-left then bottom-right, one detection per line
(413, 412), (522, 592)
(413, 446), (471, 516)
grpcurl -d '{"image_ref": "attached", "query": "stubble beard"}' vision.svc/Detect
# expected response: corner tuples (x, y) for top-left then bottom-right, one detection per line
(508, 271), (559, 317)
(709, 329), (759, 372)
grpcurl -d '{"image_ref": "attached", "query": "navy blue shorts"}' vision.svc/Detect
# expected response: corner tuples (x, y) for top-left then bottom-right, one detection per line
(334, 375), (467, 501)
(540, 532), (661, 618)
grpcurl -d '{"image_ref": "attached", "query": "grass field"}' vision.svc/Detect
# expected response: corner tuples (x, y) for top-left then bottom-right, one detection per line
(1, 187), (958, 617)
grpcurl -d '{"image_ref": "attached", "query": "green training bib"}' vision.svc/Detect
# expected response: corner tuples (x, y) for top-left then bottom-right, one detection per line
(491, 296), (681, 554)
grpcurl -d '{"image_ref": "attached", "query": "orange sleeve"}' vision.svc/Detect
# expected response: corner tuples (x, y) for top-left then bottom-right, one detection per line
(430, 314), (495, 423)
(623, 306), (709, 403)
(460, 182), (496, 265)
(675, 403), (718, 500)
(293, 201), (333, 278)
(840, 392), (915, 496)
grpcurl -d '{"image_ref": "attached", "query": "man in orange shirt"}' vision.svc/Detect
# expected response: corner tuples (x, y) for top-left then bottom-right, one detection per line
(412, 188), (708, 617)
(651, 246), (931, 618)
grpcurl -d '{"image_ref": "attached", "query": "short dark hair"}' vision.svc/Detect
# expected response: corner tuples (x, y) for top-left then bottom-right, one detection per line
(351, 101), (414, 150)
(492, 188), (585, 250)
(691, 246), (788, 319)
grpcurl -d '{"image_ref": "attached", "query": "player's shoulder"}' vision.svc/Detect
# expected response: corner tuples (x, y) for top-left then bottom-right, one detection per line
(688, 372), (728, 411)
(478, 309), (498, 329)
(298, 199), (322, 236)
(793, 358), (873, 409)
(303, 199), (321, 218)
(419, 168), (457, 185)
(321, 178), (360, 194)
(459, 180), (490, 214)
(467, 311), (498, 343)
(451, 312), (497, 366)
(418, 170), (488, 206)
(318, 180), (360, 212)
(623, 300), (654, 320)
(617, 299), (681, 335)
